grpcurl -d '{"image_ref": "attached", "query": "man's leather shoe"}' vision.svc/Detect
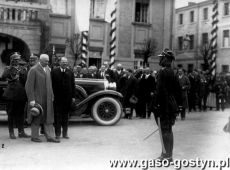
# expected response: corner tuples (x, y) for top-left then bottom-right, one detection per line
(47, 138), (60, 143)
(63, 135), (69, 139)
(31, 138), (42, 143)
(56, 136), (60, 140)
(19, 132), (31, 138)
(9, 133), (16, 139)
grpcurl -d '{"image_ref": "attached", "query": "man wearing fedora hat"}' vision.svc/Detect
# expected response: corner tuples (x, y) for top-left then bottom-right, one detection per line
(25, 54), (60, 143)
(2, 52), (30, 139)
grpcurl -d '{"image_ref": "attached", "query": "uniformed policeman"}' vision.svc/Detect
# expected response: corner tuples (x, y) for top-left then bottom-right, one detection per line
(154, 49), (181, 162)
(2, 52), (30, 139)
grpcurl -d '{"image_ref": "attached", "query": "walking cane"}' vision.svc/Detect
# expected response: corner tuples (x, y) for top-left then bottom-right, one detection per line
(158, 117), (166, 154)
(143, 128), (159, 141)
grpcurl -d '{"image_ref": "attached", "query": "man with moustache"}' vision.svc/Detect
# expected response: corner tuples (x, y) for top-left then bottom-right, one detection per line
(25, 54), (59, 143)
(51, 57), (75, 139)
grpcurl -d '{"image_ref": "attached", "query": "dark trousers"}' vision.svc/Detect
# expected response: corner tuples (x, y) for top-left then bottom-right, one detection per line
(6, 101), (26, 134)
(188, 92), (196, 111)
(181, 108), (186, 119)
(147, 100), (153, 118)
(216, 94), (225, 111)
(54, 103), (70, 137)
(154, 116), (174, 158)
(136, 101), (146, 118)
(198, 95), (208, 111)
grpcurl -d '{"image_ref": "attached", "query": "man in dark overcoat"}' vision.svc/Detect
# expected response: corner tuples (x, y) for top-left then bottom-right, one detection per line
(154, 49), (181, 162)
(135, 71), (146, 118)
(51, 57), (75, 139)
(122, 68), (138, 119)
(113, 63), (124, 85)
(178, 68), (190, 120)
(96, 64), (107, 79)
(2, 52), (30, 139)
(25, 54), (59, 143)
(143, 67), (156, 118)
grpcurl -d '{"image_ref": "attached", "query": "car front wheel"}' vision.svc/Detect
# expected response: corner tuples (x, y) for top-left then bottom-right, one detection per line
(92, 97), (122, 126)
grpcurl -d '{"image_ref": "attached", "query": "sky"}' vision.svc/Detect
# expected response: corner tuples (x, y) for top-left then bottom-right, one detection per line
(75, 0), (207, 31)
(176, 0), (207, 8)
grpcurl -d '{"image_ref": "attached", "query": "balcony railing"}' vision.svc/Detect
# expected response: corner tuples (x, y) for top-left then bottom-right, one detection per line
(0, 7), (38, 23)
(6, 0), (46, 4)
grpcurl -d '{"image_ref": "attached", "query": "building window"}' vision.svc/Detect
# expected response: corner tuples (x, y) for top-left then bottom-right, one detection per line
(202, 33), (209, 45)
(223, 30), (230, 47)
(50, 0), (67, 15)
(179, 14), (183, 25)
(90, 0), (106, 19)
(178, 36), (183, 50)
(190, 11), (194, 23)
(135, 0), (149, 23)
(134, 60), (143, 69)
(222, 65), (229, 73)
(224, 3), (230, 16)
(203, 8), (208, 20)
(189, 35), (194, 50)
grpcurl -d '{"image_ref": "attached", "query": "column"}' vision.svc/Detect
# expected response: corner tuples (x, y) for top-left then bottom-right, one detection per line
(15, 9), (18, 22)
(9, 8), (12, 21)
(3, 8), (7, 21)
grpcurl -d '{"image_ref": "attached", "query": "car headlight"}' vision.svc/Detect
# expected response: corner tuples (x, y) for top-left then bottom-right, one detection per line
(104, 80), (116, 90)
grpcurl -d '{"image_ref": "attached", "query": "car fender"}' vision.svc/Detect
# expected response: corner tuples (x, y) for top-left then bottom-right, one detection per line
(75, 84), (88, 98)
(76, 90), (123, 108)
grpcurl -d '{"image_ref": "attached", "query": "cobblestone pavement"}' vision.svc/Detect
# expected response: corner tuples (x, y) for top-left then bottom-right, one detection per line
(0, 109), (229, 170)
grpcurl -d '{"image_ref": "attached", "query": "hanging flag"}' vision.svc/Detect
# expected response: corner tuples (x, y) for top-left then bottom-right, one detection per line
(209, 0), (218, 76)
(107, 0), (117, 67)
(81, 31), (88, 66)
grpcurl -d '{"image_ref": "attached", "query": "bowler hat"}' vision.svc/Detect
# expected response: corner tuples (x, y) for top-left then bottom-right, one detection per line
(30, 103), (43, 116)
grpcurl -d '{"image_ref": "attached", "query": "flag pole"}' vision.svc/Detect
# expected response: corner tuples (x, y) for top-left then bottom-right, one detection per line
(109, 0), (117, 67)
(209, 0), (218, 77)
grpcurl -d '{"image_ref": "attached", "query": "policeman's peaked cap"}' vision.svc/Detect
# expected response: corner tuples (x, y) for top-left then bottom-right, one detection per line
(10, 52), (21, 60)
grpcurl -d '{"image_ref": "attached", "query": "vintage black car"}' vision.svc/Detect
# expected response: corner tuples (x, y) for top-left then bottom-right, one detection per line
(0, 78), (123, 126)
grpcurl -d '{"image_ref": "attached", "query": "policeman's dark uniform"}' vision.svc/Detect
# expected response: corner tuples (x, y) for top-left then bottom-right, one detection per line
(154, 49), (181, 161)
(1, 53), (30, 139)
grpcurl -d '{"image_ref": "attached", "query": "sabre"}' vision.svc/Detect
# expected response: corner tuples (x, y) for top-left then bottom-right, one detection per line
(143, 128), (159, 141)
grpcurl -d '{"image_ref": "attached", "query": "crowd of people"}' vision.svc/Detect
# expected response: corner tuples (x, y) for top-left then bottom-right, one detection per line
(72, 60), (230, 120)
(1, 49), (230, 162)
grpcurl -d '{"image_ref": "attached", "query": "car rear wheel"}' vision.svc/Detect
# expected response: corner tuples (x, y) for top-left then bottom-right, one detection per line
(92, 97), (122, 126)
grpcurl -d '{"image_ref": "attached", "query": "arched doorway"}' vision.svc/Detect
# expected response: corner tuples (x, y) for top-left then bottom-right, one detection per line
(0, 33), (30, 75)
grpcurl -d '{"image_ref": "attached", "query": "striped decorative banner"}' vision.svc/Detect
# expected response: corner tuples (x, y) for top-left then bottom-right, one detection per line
(109, 0), (117, 66)
(209, 0), (218, 76)
(81, 31), (88, 66)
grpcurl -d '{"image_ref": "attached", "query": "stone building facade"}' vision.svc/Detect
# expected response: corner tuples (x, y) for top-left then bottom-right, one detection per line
(88, 0), (175, 70)
(175, 0), (230, 73)
(0, 0), (78, 74)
